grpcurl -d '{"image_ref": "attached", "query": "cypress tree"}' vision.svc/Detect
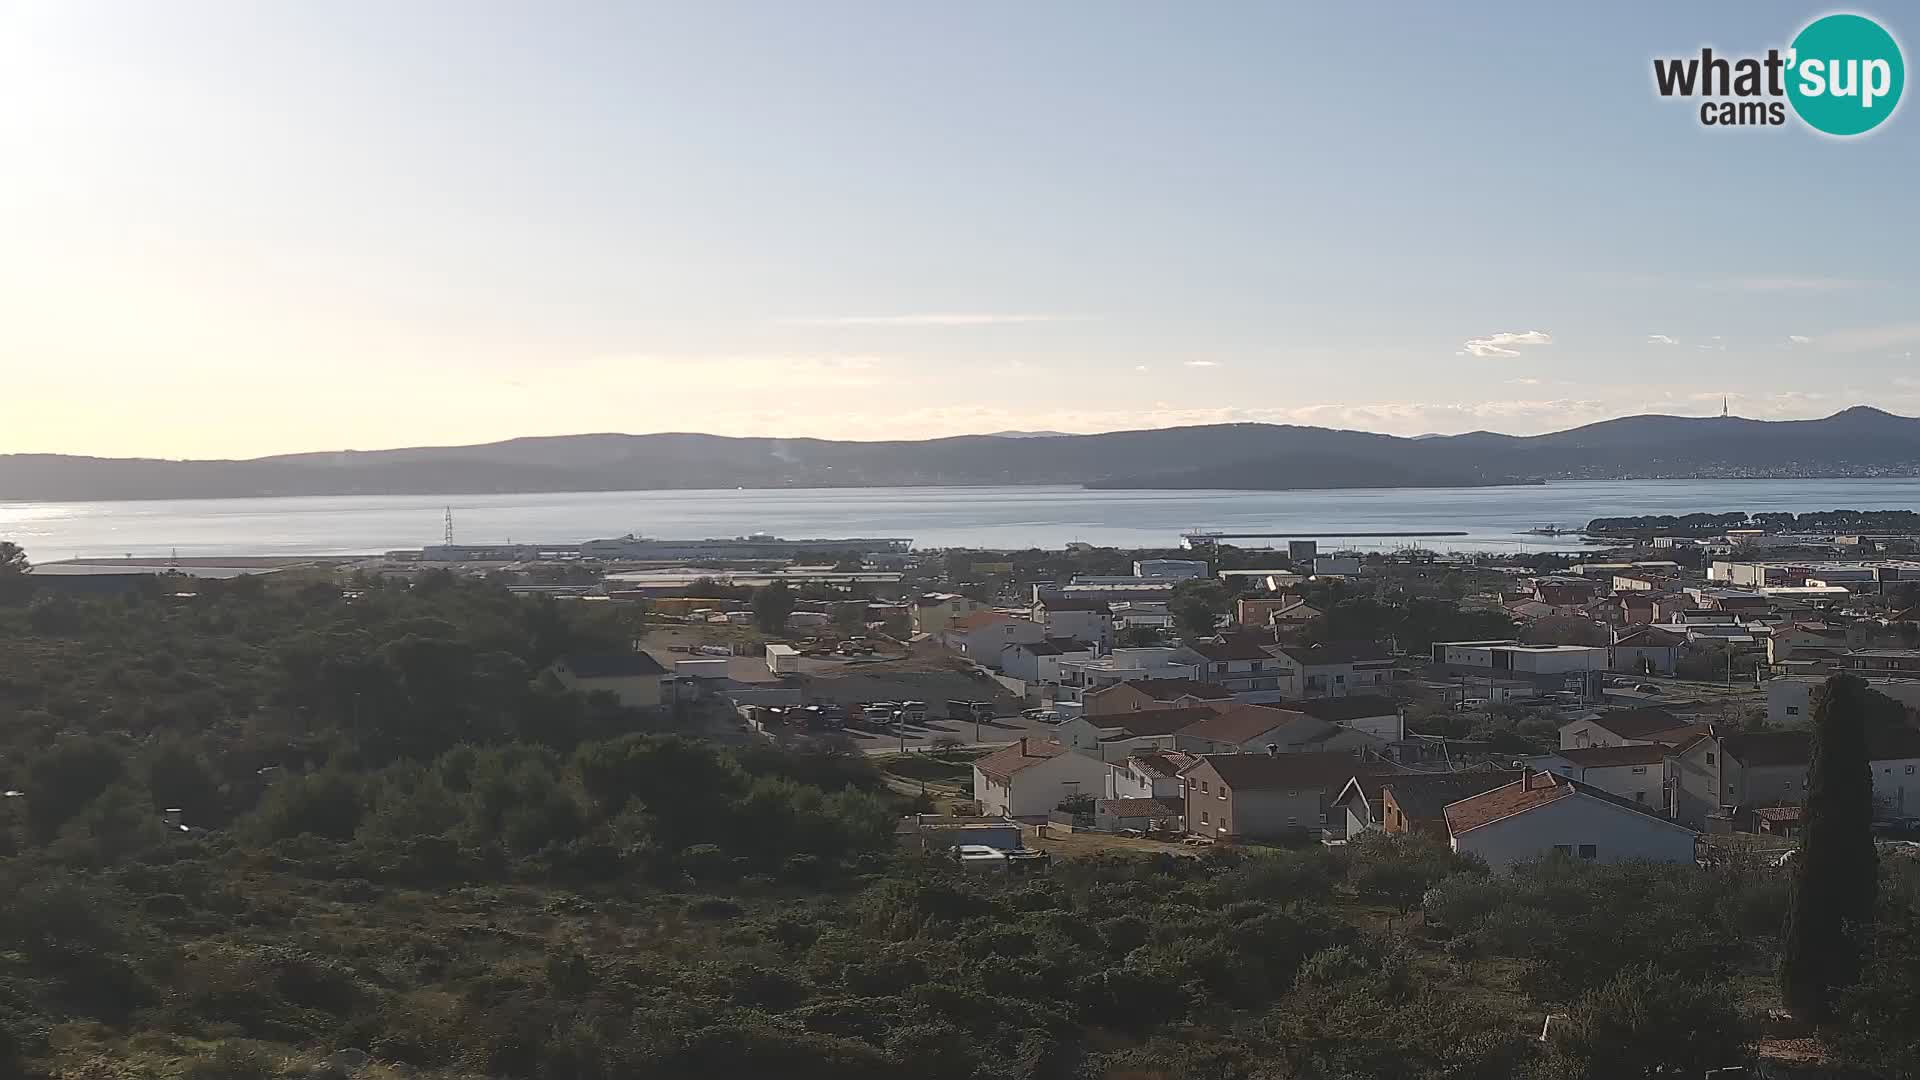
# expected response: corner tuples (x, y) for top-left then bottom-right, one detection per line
(1780, 674), (1879, 1019)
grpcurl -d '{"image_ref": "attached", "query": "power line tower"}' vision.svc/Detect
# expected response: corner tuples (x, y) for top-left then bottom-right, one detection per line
(444, 506), (454, 545)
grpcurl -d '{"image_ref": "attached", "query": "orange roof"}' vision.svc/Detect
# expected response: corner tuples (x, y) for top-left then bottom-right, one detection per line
(949, 610), (1016, 632)
(973, 738), (1071, 782)
(1444, 772), (1576, 834)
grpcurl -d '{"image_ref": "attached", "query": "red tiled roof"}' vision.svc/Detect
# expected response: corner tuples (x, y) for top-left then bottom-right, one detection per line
(1198, 750), (1399, 791)
(1191, 638), (1277, 662)
(949, 610), (1016, 632)
(1591, 708), (1689, 740)
(1275, 641), (1394, 666)
(974, 739), (1072, 783)
(1126, 750), (1197, 778)
(1179, 704), (1309, 745)
(1093, 706), (1219, 738)
(1444, 772), (1574, 833)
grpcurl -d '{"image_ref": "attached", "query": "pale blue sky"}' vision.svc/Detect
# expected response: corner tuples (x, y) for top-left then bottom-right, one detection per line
(3, 1), (1916, 457)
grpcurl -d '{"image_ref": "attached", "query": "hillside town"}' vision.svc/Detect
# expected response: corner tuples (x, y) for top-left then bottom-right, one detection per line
(117, 518), (1905, 873)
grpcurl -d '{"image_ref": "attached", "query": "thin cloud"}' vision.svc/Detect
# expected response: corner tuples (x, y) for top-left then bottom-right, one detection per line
(1819, 323), (1920, 353)
(1132, 365), (1150, 372)
(1183, 360), (1221, 368)
(1722, 276), (1874, 293)
(790, 313), (1083, 327)
(1463, 330), (1553, 358)
(1646, 334), (1679, 345)
(1786, 334), (1811, 346)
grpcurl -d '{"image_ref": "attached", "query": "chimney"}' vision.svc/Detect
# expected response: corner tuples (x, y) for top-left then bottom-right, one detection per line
(1020, 737), (1029, 756)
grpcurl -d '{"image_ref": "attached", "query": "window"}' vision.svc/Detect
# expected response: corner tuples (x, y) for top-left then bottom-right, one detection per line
(1553, 844), (1572, 855)
(1217, 789), (1226, 800)
(1219, 819), (1229, 832)
(1286, 817), (1297, 828)
(1201, 780), (1209, 793)
(1200, 810), (1209, 825)
(1786, 706), (1800, 716)
(1251, 660), (1263, 672)
(1631, 766), (1647, 775)
(1335, 674), (1346, 684)
(1214, 663), (1227, 674)
(1908, 765), (1916, 775)
(1727, 784), (1736, 795)
(1318, 812), (1328, 824)
(1634, 791), (1646, 803)
(1706, 752), (1716, 765)
(1578, 844), (1598, 860)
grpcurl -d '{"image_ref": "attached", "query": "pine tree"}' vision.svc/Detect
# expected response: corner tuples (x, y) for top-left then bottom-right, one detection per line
(1780, 674), (1879, 1019)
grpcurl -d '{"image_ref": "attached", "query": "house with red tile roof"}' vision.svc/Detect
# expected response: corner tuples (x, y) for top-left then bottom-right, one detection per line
(1443, 771), (1698, 870)
(971, 737), (1111, 818)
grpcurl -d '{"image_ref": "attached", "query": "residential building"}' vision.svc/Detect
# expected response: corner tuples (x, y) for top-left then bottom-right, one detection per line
(1313, 556), (1362, 576)
(1530, 744), (1667, 809)
(1175, 705), (1384, 757)
(1105, 750), (1196, 800)
(912, 593), (985, 636)
(1134, 559), (1209, 581)
(971, 738), (1111, 818)
(1334, 770), (1522, 840)
(1235, 597), (1320, 630)
(1610, 625), (1684, 675)
(943, 611), (1046, 664)
(1057, 648), (1207, 701)
(1768, 674), (1920, 726)
(1432, 641), (1608, 680)
(1057, 706), (1220, 761)
(1558, 707), (1691, 750)
(1291, 694), (1405, 741)
(1080, 677), (1233, 715)
(549, 653), (668, 708)
(1670, 727), (1920, 827)
(1181, 751), (1400, 842)
(1033, 596), (1114, 650)
(1841, 649), (1920, 676)
(998, 638), (1097, 684)
(1190, 636), (1286, 701)
(1270, 641), (1396, 699)
(1444, 771), (1699, 870)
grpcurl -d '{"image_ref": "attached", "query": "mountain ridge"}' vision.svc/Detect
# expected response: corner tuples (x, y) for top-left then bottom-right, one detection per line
(3, 407), (1917, 501)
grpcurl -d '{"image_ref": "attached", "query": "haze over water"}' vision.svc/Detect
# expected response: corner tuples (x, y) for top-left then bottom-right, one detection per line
(5, 478), (1920, 561)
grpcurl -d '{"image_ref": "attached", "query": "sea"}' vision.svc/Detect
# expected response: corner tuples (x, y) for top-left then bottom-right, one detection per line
(5, 478), (1920, 560)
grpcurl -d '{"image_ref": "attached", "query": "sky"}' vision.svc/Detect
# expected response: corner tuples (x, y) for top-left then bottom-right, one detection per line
(4, 1), (1919, 459)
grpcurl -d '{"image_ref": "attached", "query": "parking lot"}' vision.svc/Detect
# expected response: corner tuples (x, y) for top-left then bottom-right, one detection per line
(842, 709), (1067, 754)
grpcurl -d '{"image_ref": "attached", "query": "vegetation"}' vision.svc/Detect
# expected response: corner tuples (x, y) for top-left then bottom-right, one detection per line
(1781, 675), (1879, 1019)
(3, 548), (1918, 1077)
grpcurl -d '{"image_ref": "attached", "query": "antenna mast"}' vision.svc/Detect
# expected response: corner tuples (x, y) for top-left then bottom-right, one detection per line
(444, 506), (454, 545)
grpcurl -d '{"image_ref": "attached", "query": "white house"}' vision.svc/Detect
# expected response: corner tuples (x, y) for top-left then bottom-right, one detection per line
(549, 653), (668, 709)
(1056, 706), (1218, 761)
(912, 593), (985, 636)
(1270, 642), (1395, 699)
(1557, 707), (1692, 750)
(1105, 750), (1195, 800)
(972, 738), (1111, 818)
(1033, 597), (1114, 651)
(999, 638), (1097, 684)
(1190, 637), (1286, 701)
(1444, 771), (1699, 870)
(1292, 694), (1405, 742)
(943, 611), (1046, 665)
(1527, 744), (1668, 810)
(1610, 626), (1683, 675)
(1174, 705), (1384, 757)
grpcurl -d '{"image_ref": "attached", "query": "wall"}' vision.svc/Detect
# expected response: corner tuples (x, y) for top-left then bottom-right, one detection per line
(1576, 762), (1662, 809)
(1042, 608), (1112, 650)
(1872, 756), (1920, 817)
(1611, 644), (1677, 675)
(1453, 794), (1696, 870)
(1669, 740), (1722, 828)
(974, 754), (1109, 818)
(1334, 712), (1404, 741)
(1767, 678), (1817, 726)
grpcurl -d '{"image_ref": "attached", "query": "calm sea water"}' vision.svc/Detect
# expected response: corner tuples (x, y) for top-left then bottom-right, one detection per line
(5, 479), (1920, 560)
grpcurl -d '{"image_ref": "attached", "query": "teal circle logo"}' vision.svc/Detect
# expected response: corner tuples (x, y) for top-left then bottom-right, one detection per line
(1787, 14), (1904, 136)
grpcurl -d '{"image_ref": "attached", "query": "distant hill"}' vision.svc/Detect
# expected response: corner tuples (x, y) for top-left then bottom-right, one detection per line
(4, 407), (1919, 500)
